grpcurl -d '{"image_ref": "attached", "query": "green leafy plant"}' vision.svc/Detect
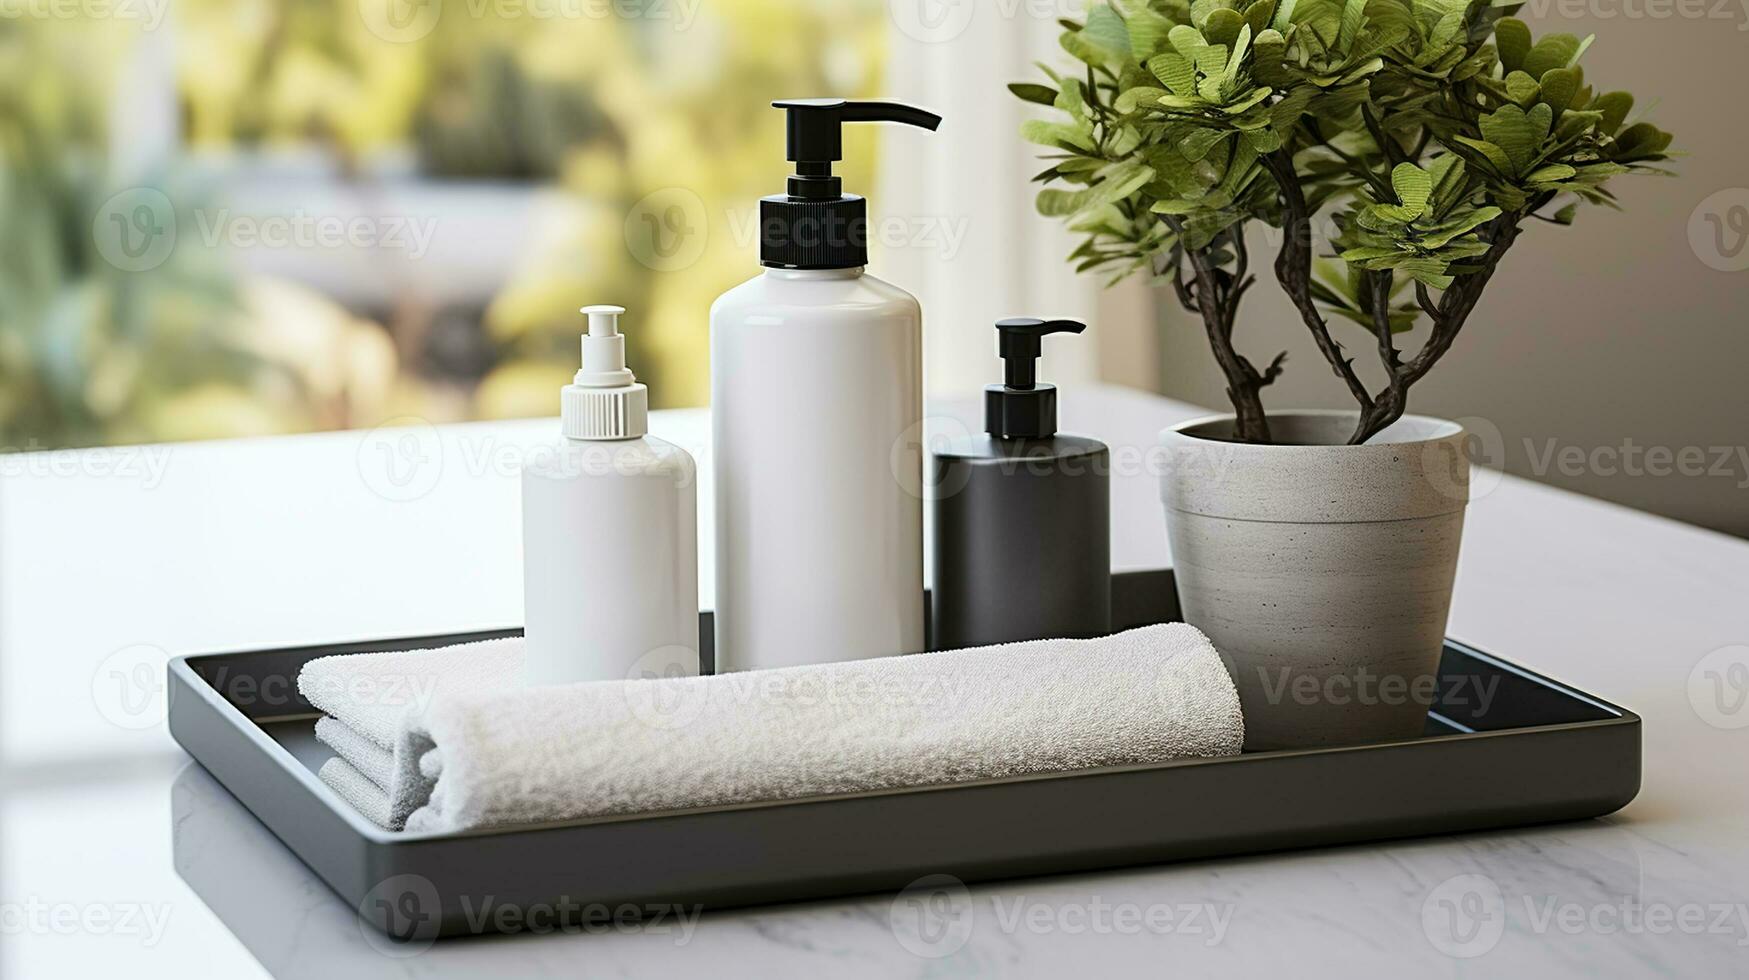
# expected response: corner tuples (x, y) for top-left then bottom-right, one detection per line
(1014, 0), (1674, 443)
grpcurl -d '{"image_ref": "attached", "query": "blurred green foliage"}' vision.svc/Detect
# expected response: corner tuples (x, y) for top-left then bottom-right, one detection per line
(0, 24), (263, 450)
(3, 0), (888, 450)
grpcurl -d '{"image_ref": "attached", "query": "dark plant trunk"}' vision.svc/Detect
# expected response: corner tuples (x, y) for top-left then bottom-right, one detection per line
(1158, 225), (1281, 444)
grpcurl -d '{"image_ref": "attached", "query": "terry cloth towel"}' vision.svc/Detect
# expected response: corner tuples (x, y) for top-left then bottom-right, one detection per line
(298, 638), (521, 830)
(391, 622), (1242, 834)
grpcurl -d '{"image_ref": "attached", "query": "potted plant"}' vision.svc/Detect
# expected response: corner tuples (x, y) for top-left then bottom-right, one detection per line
(1013, 0), (1672, 748)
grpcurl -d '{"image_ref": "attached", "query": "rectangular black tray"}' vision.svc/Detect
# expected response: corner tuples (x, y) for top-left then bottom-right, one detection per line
(166, 569), (1639, 940)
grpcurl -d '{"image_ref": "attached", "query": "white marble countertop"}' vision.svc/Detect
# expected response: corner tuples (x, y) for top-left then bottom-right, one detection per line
(3, 384), (1747, 978)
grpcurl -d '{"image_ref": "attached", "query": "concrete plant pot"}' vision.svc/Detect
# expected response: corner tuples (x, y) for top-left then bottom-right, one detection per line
(1159, 411), (1471, 751)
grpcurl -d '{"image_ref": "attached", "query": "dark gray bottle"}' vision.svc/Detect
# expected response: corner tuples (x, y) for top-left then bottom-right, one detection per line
(929, 318), (1110, 650)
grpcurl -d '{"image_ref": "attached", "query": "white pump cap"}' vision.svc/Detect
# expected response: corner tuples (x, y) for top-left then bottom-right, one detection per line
(561, 305), (648, 440)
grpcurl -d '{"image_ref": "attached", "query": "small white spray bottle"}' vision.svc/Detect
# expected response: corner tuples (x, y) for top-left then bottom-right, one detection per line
(521, 305), (699, 685)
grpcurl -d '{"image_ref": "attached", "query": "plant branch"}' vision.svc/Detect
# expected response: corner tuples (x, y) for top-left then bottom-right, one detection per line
(1262, 149), (1376, 413)
(1361, 105), (1403, 167)
(1366, 270), (1407, 435)
(1156, 247), (1200, 315)
(1165, 217), (1274, 443)
(1414, 280), (1440, 319)
(1346, 215), (1528, 442)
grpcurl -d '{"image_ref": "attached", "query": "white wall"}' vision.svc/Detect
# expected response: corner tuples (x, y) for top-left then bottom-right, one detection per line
(879, 4), (1100, 398)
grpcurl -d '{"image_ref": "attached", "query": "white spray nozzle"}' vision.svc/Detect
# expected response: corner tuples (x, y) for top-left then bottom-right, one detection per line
(563, 304), (647, 440)
(575, 304), (635, 389)
(581, 304), (625, 338)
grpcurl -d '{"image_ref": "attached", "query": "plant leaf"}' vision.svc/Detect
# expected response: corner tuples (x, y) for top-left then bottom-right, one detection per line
(1204, 7), (1246, 47)
(1008, 83), (1059, 107)
(1080, 4), (1135, 60)
(1390, 162), (1432, 218)
(1522, 32), (1580, 79)
(1148, 53), (1199, 96)
(1125, 8), (1177, 60)
(1451, 135), (1514, 177)
(1594, 91), (1633, 136)
(1495, 18), (1531, 74)
(1539, 67), (1581, 114)
(1336, 0), (1367, 53)
(1504, 71), (1540, 107)
(1478, 105), (1536, 175)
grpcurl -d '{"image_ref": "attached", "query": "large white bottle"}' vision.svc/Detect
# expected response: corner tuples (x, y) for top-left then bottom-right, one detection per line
(522, 305), (698, 685)
(711, 99), (940, 672)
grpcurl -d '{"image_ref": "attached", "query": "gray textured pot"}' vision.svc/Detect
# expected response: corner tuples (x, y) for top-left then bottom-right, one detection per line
(1159, 411), (1470, 751)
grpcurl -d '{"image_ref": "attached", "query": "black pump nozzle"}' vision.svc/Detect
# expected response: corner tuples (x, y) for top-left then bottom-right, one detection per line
(760, 99), (941, 269)
(986, 318), (1087, 440)
(773, 99), (942, 173)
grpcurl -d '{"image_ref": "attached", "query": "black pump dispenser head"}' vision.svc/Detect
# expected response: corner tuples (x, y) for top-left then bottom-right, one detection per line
(761, 99), (941, 270)
(985, 318), (1087, 439)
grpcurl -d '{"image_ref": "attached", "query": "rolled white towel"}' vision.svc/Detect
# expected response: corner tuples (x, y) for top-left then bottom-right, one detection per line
(396, 623), (1243, 835)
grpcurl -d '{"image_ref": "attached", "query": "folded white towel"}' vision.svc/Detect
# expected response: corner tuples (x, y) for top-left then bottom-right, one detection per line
(299, 638), (522, 829)
(316, 757), (395, 829)
(389, 623), (1243, 834)
(315, 716), (394, 789)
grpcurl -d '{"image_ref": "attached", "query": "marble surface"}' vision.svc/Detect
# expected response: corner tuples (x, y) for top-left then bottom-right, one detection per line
(3, 385), (1747, 978)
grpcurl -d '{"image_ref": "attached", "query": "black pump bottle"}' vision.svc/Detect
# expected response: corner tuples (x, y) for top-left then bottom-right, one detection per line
(928, 318), (1111, 650)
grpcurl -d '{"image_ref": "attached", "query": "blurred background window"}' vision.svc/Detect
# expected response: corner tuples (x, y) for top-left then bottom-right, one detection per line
(1, 0), (906, 448)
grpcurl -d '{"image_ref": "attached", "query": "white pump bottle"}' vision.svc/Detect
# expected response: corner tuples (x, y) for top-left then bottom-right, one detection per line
(521, 305), (699, 685)
(710, 100), (940, 671)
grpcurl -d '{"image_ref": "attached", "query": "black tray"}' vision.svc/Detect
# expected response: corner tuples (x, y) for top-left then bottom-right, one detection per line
(166, 569), (1639, 941)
